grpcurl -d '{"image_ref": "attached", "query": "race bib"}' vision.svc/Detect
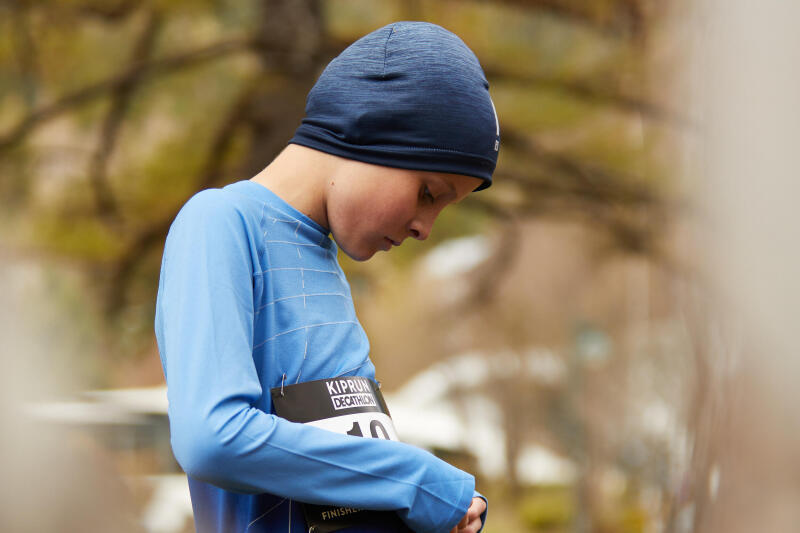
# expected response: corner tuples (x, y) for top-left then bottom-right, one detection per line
(271, 377), (413, 533)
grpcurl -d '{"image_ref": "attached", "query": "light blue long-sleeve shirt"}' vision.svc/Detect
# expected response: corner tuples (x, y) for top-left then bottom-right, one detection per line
(154, 180), (484, 532)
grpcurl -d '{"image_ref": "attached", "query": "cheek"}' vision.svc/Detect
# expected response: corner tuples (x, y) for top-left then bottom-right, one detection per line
(328, 182), (417, 244)
(328, 202), (383, 261)
(376, 189), (418, 224)
(350, 194), (399, 231)
(328, 190), (379, 244)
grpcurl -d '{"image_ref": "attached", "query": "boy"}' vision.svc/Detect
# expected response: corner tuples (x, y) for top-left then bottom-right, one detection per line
(155, 21), (499, 533)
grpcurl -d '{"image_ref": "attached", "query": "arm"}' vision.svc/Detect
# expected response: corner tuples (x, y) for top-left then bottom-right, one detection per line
(155, 190), (474, 533)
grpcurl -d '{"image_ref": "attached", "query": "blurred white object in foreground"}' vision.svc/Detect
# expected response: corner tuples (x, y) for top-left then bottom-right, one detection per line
(686, 0), (800, 531)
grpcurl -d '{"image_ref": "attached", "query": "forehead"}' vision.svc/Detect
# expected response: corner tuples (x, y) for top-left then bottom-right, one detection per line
(337, 157), (483, 199)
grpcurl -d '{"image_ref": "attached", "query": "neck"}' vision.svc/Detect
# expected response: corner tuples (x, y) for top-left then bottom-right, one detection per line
(251, 144), (333, 230)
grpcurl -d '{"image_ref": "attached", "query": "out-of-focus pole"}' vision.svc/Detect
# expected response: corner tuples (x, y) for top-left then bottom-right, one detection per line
(687, 1), (800, 531)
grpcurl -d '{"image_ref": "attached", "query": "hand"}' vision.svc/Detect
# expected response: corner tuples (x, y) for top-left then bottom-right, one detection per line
(449, 497), (486, 533)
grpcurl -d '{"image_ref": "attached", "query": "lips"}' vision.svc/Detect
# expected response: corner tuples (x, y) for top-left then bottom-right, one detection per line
(383, 237), (401, 250)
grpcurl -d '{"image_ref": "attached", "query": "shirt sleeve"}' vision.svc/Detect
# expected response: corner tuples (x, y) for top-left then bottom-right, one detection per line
(154, 190), (474, 533)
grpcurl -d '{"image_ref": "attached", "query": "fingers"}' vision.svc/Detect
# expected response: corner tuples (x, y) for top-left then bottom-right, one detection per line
(452, 497), (487, 533)
(466, 516), (483, 532)
(451, 515), (468, 533)
(450, 512), (468, 533)
(468, 497), (487, 521)
(454, 517), (482, 533)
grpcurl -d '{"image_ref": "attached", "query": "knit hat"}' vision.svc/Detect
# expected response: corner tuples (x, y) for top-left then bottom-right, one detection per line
(289, 21), (500, 191)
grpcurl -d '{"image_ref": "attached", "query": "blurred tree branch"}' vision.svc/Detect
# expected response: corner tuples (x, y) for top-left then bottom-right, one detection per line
(494, 0), (647, 39)
(72, 0), (141, 22)
(0, 36), (257, 151)
(485, 68), (693, 127)
(104, 0), (327, 315)
(467, 214), (522, 307)
(8, 0), (40, 110)
(88, 9), (162, 221)
(104, 80), (262, 314)
(458, 125), (682, 308)
(500, 128), (665, 209)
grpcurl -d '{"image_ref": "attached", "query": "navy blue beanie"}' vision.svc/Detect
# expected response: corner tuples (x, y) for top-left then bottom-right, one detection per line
(289, 21), (499, 191)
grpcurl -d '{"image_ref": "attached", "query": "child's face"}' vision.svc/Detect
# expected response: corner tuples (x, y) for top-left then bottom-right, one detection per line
(327, 160), (483, 261)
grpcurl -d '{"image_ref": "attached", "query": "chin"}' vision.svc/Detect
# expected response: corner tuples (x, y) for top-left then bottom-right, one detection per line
(340, 246), (376, 262)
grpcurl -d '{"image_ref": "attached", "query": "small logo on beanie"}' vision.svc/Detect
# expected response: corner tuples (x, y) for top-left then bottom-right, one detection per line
(490, 97), (500, 152)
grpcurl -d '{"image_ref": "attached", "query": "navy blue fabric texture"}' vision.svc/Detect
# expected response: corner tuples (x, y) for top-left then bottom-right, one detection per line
(290, 21), (500, 190)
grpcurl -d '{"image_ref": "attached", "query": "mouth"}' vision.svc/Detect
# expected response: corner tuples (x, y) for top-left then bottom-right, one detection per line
(384, 237), (401, 249)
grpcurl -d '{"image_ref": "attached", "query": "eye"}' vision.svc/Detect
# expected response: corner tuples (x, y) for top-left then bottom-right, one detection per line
(420, 185), (435, 204)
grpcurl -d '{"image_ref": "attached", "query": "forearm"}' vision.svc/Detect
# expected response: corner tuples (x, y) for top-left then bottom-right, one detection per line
(169, 399), (474, 533)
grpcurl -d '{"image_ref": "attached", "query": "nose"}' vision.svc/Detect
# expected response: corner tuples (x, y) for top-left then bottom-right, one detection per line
(409, 215), (434, 241)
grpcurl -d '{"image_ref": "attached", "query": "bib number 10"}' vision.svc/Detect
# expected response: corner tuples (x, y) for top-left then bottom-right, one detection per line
(347, 419), (391, 440)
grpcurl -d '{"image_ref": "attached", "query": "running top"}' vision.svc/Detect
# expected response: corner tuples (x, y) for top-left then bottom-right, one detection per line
(154, 180), (483, 533)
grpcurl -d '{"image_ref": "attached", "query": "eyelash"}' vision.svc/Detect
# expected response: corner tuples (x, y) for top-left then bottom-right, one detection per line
(421, 186), (434, 203)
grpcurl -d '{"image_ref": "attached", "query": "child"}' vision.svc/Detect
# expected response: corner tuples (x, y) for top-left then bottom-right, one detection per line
(155, 21), (499, 533)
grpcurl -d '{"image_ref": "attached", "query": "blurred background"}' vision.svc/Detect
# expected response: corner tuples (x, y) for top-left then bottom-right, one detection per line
(1, 1), (798, 532)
